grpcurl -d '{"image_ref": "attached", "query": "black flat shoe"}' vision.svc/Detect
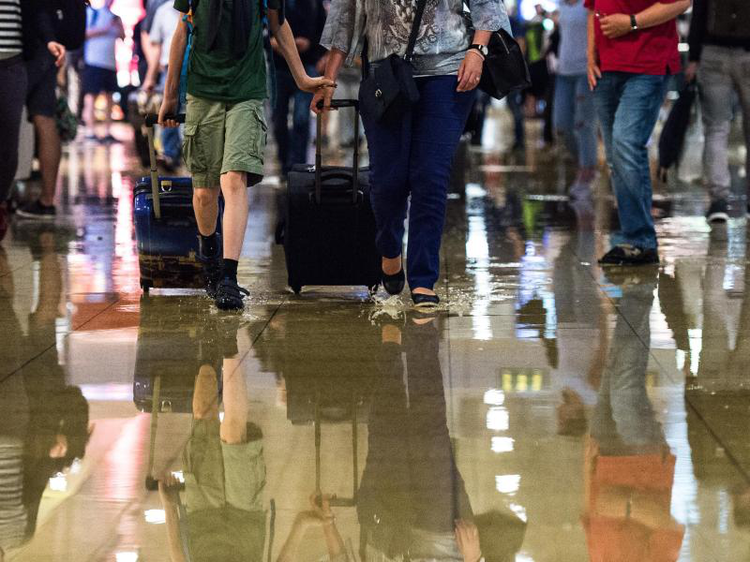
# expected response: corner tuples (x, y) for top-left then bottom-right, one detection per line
(382, 268), (406, 295)
(411, 292), (440, 309)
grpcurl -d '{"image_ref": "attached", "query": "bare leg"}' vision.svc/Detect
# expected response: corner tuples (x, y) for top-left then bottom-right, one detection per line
(83, 93), (96, 136)
(103, 93), (113, 137)
(193, 187), (220, 237)
(32, 115), (61, 206)
(220, 171), (249, 261)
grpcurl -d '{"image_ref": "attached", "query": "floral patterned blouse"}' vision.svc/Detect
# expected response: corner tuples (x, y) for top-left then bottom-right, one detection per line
(320, 0), (511, 76)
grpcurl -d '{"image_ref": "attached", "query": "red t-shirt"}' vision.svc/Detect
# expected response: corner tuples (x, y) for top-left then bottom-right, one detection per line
(584, 0), (681, 75)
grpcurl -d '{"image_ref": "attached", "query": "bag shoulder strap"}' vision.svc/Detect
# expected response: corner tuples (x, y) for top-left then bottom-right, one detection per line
(404, 0), (428, 62)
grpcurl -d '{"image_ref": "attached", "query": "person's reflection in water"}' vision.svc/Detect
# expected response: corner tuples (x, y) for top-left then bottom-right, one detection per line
(0, 240), (91, 560)
(356, 315), (525, 562)
(582, 271), (685, 562)
(158, 317), (267, 562)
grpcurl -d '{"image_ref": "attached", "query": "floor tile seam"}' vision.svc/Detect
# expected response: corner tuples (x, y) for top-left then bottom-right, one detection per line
(570, 242), (684, 388)
(683, 395), (750, 486)
(222, 296), (289, 380)
(0, 256), (34, 280)
(0, 295), (123, 386)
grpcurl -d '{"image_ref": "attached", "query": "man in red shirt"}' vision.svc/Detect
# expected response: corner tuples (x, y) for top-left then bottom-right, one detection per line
(586, 0), (691, 265)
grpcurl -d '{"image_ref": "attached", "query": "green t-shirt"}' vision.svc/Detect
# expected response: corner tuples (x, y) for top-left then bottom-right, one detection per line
(174, 0), (276, 102)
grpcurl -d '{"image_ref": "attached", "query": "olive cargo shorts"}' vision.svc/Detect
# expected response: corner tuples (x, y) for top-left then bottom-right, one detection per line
(183, 94), (268, 188)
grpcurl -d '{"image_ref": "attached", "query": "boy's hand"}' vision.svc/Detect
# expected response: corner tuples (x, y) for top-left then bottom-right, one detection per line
(47, 42), (66, 67)
(297, 75), (335, 94)
(159, 96), (180, 128)
(455, 520), (482, 562)
(311, 85), (335, 115)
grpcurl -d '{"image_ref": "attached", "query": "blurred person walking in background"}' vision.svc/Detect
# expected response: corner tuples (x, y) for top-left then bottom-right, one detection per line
(554, 0), (598, 190)
(686, 0), (750, 225)
(142, 1), (181, 170)
(270, 0), (326, 179)
(0, 1), (66, 240)
(82, 0), (124, 143)
(16, 3), (68, 220)
(589, 0), (691, 266)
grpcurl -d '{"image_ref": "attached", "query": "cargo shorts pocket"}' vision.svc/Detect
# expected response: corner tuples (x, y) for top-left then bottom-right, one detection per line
(251, 104), (268, 159)
(182, 123), (206, 175)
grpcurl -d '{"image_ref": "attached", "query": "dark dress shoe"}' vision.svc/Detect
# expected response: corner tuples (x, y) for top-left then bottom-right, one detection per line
(411, 292), (440, 308)
(382, 269), (406, 295)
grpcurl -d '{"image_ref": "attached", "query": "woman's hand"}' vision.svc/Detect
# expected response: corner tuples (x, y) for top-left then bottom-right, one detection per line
(455, 520), (482, 562)
(311, 84), (336, 115)
(296, 75), (335, 94)
(457, 50), (484, 92)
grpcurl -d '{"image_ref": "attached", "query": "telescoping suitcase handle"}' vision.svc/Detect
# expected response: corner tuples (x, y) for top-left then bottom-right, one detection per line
(143, 113), (186, 219)
(314, 99), (361, 206)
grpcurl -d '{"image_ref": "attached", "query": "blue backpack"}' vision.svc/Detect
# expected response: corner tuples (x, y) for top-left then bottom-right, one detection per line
(177, 0), (194, 111)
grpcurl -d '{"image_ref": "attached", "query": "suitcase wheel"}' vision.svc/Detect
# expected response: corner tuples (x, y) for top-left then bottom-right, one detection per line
(290, 284), (302, 295)
(140, 278), (152, 294)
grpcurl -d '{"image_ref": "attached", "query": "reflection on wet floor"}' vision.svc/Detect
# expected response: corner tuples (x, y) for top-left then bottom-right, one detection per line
(3, 121), (750, 561)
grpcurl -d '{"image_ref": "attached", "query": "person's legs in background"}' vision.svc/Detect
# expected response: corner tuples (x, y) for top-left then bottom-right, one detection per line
(553, 74), (578, 163)
(0, 57), (28, 241)
(271, 68), (295, 177)
(573, 74), (598, 184)
(698, 46), (734, 223)
(18, 50), (61, 219)
(730, 48), (750, 219)
(468, 91), (491, 146)
(406, 77), (476, 294)
(506, 90), (525, 151)
(288, 64), (314, 168)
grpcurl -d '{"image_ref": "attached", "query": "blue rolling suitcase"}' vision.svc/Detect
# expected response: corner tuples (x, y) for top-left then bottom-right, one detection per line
(133, 114), (222, 293)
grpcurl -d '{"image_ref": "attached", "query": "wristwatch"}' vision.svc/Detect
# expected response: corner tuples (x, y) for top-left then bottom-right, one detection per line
(630, 14), (639, 31)
(469, 44), (489, 57)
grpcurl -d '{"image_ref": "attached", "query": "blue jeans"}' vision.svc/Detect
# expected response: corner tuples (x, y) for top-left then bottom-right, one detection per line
(272, 66), (314, 176)
(594, 72), (668, 250)
(362, 76), (476, 290)
(554, 73), (598, 170)
(158, 72), (181, 161)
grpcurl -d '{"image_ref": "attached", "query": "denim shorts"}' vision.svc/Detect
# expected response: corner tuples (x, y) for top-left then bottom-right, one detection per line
(183, 94), (267, 188)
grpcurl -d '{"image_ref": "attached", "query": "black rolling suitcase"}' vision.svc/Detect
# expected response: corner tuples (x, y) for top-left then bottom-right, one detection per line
(282, 100), (381, 295)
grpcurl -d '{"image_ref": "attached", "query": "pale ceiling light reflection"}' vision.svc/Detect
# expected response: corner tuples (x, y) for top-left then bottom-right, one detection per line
(116, 552), (139, 562)
(486, 407), (509, 431)
(144, 509), (166, 524)
(49, 473), (68, 492)
(483, 388), (505, 406)
(495, 474), (521, 495)
(491, 436), (514, 453)
(508, 503), (528, 523)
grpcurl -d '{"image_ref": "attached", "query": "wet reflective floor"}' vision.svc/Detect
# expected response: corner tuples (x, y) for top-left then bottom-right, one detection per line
(2, 113), (750, 561)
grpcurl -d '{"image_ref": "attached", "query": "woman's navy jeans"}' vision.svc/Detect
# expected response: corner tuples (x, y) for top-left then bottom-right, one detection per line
(362, 75), (476, 290)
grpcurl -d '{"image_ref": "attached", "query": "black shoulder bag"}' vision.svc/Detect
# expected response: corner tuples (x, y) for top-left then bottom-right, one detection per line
(464, 3), (531, 100)
(358, 0), (427, 123)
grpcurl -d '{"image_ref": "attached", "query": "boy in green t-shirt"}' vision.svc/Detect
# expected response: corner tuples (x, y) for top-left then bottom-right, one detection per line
(159, 0), (332, 310)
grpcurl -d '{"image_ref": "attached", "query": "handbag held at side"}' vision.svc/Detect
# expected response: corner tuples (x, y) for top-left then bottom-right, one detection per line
(358, 0), (427, 122)
(464, 4), (531, 100)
